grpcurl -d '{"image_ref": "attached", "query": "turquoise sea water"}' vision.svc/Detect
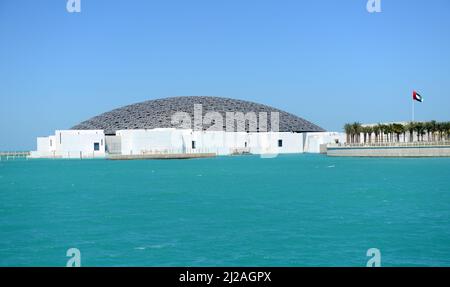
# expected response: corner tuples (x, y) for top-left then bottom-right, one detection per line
(1, 154), (450, 266)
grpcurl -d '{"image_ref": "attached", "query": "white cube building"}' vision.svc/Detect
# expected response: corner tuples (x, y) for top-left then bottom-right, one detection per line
(30, 130), (105, 159)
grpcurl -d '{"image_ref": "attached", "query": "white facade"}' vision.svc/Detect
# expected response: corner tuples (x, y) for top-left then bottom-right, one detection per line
(303, 132), (346, 153)
(30, 129), (343, 158)
(36, 136), (56, 154)
(30, 130), (106, 159)
(115, 129), (304, 156)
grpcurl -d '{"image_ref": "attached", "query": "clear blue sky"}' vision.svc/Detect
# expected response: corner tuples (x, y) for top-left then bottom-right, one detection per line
(1, 0), (449, 150)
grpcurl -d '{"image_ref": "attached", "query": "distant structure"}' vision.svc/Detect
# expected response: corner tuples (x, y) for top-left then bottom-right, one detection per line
(30, 96), (345, 159)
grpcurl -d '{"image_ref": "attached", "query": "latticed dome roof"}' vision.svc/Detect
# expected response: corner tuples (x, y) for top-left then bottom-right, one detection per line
(72, 96), (325, 134)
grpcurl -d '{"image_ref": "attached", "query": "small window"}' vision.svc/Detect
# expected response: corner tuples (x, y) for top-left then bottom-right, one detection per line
(192, 141), (196, 149)
(245, 142), (247, 148)
(101, 139), (104, 146)
(94, 142), (100, 151)
(278, 139), (283, 147)
(50, 139), (52, 147)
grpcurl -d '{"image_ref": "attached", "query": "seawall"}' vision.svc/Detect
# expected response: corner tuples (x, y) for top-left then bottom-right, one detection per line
(327, 144), (450, 157)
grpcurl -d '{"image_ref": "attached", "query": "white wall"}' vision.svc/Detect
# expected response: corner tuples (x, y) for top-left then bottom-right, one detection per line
(30, 129), (338, 158)
(116, 129), (304, 156)
(185, 131), (234, 155)
(246, 132), (303, 155)
(303, 132), (346, 153)
(117, 129), (189, 155)
(194, 131), (304, 155)
(36, 137), (50, 153)
(31, 130), (105, 158)
(55, 130), (105, 158)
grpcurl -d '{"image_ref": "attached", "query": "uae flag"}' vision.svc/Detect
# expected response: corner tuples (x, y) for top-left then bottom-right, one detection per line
(413, 91), (423, 102)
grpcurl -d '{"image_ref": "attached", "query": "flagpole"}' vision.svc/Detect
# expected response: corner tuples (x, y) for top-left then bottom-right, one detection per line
(412, 99), (415, 122)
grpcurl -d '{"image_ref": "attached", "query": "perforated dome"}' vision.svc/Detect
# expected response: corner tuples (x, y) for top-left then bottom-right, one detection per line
(72, 96), (325, 134)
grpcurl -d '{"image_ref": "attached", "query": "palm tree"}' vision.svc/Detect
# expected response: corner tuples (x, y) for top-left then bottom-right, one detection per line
(401, 123), (408, 142)
(383, 124), (389, 142)
(447, 122), (450, 141)
(426, 120), (437, 142)
(424, 121), (431, 142)
(376, 124), (385, 143)
(361, 127), (366, 144)
(390, 124), (396, 142)
(436, 122), (444, 141)
(438, 121), (449, 142)
(406, 122), (416, 142)
(379, 124), (386, 142)
(344, 123), (352, 143)
(361, 126), (368, 144)
(388, 124), (395, 142)
(392, 123), (404, 142)
(351, 122), (362, 143)
(373, 125), (381, 142)
(415, 122), (425, 142)
(365, 126), (373, 143)
(383, 124), (390, 142)
(445, 122), (450, 141)
(344, 120), (450, 144)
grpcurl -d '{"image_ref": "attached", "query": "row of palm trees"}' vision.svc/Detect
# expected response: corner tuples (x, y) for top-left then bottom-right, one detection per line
(344, 121), (450, 144)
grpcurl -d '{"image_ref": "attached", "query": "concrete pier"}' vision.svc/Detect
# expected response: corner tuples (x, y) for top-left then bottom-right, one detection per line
(106, 153), (216, 160)
(327, 142), (450, 157)
(0, 151), (30, 160)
